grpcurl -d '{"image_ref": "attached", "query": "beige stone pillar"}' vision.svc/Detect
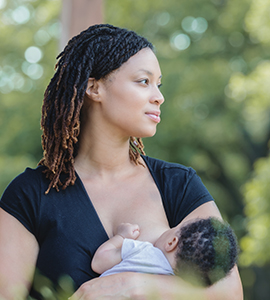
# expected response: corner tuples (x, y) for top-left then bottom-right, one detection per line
(60, 0), (104, 49)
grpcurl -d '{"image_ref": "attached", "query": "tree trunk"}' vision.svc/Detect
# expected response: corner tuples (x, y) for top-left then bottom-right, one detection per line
(60, 0), (104, 49)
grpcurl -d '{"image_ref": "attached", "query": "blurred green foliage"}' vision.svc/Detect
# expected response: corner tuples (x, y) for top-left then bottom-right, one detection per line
(0, 0), (270, 299)
(241, 155), (270, 266)
(0, 0), (60, 193)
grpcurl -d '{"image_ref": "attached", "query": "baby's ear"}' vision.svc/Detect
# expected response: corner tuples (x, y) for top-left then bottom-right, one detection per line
(85, 78), (101, 102)
(165, 236), (179, 252)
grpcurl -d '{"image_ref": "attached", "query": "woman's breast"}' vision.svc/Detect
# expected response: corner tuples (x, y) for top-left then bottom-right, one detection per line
(108, 195), (170, 244)
(82, 166), (170, 244)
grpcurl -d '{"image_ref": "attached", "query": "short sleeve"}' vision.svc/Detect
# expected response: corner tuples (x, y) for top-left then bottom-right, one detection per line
(142, 156), (214, 228)
(0, 168), (41, 237)
(121, 239), (135, 260)
(169, 168), (214, 226)
(121, 239), (150, 260)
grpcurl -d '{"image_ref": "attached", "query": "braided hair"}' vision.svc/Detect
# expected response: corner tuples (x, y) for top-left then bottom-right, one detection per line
(39, 24), (154, 194)
(174, 217), (238, 286)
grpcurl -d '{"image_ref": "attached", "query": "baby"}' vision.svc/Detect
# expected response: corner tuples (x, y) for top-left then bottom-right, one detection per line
(91, 217), (238, 286)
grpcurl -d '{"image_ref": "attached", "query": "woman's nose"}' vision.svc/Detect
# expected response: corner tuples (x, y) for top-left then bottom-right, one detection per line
(150, 88), (164, 105)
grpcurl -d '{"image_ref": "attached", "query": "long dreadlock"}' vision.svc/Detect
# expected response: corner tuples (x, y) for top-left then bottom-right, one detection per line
(39, 24), (153, 194)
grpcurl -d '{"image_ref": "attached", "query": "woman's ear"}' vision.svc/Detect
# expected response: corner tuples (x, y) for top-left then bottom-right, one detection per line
(85, 78), (101, 102)
(165, 236), (179, 253)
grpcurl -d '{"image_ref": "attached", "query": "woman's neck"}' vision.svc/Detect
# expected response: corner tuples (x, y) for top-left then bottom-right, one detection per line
(75, 101), (143, 179)
(74, 132), (136, 180)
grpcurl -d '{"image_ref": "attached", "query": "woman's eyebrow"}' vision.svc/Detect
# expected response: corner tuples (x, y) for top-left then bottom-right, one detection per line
(137, 69), (162, 79)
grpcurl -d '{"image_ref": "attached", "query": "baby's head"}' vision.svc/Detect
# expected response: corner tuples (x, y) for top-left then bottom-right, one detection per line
(155, 217), (238, 286)
(174, 217), (238, 286)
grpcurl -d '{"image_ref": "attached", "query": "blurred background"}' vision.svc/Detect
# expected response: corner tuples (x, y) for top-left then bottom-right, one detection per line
(0, 0), (270, 298)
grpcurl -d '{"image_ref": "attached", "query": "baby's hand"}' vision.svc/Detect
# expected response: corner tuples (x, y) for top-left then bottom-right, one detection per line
(117, 223), (140, 240)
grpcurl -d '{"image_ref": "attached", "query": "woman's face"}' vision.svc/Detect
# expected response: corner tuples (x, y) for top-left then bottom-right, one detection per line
(96, 47), (164, 139)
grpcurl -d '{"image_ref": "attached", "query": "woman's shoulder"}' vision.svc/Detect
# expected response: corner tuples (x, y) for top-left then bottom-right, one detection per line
(142, 155), (196, 176)
(2, 165), (48, 197)
(8, 165), (46, 185)
(142, 156), (214, 227)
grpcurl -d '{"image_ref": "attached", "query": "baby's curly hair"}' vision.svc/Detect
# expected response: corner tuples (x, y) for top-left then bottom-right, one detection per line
(175, 217), (238, 286)
(39, 24), (153, 194)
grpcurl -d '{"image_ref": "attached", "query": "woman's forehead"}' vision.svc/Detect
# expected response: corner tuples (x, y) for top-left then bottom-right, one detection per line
(115, 48), (161, 76)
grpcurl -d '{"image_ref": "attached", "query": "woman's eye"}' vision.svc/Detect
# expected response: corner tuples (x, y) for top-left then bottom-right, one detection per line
(138, 79), (162, 88)
(140, 79), (149, 85)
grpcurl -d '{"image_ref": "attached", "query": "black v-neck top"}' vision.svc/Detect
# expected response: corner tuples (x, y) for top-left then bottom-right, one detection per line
(0, 156), (214, 297)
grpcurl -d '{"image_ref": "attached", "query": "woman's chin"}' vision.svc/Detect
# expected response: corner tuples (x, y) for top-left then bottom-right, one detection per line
(140, 131), (157, 139)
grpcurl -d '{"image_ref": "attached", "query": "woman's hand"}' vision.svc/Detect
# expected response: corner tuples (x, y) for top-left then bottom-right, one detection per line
(69, 273), (148, 300)
(70, 272), (188, 300)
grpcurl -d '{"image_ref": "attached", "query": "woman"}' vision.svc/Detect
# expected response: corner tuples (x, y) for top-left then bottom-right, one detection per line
(0, 24), (243, 299)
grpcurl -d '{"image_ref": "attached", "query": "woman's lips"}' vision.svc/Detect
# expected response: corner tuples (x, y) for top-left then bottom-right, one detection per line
(145, 112), (161, 123)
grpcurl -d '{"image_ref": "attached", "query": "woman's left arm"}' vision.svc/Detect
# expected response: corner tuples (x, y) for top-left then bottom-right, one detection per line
(70, 267), (242, 300)
(181, 200), (223, 223)
(175, 200), (243, 300)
